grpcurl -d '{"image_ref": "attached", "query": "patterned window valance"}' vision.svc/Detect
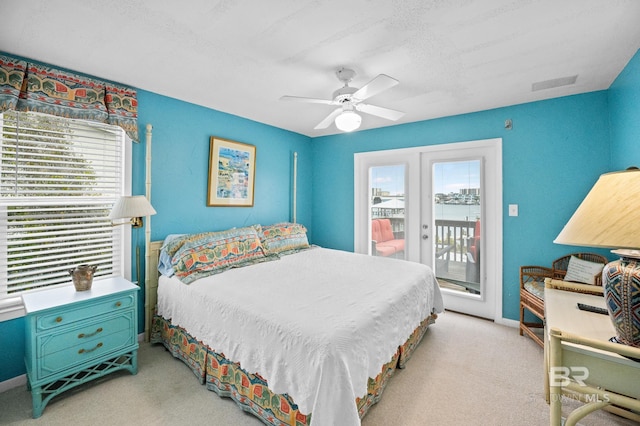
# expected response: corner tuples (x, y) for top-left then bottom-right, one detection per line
(0, 54), (138, 141)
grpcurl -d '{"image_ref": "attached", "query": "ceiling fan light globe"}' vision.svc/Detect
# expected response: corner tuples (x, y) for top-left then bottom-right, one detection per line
(335, 111), (361, 132)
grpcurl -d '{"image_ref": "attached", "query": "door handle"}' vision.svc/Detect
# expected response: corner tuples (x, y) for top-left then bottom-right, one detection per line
(422, 234), (429, 240)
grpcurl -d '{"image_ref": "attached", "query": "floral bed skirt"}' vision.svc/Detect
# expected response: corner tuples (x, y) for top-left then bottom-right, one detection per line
(150, 313), (436, 425)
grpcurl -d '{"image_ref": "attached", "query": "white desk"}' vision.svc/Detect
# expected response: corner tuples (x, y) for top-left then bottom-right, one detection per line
(544, 287), (640, 425)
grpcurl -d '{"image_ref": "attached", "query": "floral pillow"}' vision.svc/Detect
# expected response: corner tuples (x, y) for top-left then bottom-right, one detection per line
(260, 222), (310, 256)
(158, 234), (185, 277)
(165, 225), (269, 284)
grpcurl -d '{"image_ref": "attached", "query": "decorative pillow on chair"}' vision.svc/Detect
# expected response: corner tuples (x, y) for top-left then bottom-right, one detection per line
(563, 255), (604, 285)
(260, 222), (310, 256)
(524, 280), (546, 300)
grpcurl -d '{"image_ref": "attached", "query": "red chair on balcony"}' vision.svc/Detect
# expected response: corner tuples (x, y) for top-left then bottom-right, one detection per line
(371, 219), (405, 257)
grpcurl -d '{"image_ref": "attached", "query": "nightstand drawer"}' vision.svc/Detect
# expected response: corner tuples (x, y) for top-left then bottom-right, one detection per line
(38, 311), (135, 357)
(36, 312), (136, 379)
(36, 293), (135, 332)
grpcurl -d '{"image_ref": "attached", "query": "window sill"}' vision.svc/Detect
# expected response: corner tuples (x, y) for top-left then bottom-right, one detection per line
(0, 297), (26, 321)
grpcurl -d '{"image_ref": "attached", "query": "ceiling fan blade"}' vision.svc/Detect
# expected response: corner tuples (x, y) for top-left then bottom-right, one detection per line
(356, 103), (405, 121)
(280, 95), (336, 105)
(352, 74), (399, 102)
(314, 108), (343, 129)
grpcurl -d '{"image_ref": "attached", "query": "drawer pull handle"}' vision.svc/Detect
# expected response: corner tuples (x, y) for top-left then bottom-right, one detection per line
(78, 327), (103, 339)
(78, 342), (103, 354)
(55, 317), (63, 323)
(115, 301), (122, 307)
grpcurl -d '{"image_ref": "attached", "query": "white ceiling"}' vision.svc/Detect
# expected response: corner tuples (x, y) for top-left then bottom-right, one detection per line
(2, 0), (640, 137)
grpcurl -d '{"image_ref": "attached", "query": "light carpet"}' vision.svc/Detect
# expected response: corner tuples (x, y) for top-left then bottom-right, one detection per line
(0, 311), (637, 425)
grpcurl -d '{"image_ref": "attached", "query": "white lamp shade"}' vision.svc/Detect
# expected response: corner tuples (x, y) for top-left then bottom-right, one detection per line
(335, 111), (362, 132)
(109, 195), (157, 220)
(554, 169), (640, 249)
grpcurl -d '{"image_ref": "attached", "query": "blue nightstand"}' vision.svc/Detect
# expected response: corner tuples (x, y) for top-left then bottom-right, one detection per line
(22, 276), (139, 418)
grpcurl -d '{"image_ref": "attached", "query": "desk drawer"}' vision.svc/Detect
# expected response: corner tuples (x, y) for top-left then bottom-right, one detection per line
(35, 311), (136, 379)
(36, 293), (135, 332)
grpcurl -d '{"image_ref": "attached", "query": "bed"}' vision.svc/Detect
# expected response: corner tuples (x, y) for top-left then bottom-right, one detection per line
(147, 223), (443, 426)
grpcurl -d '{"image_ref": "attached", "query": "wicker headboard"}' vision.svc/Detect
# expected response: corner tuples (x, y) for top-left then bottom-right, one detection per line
(145, 240), (164, 342)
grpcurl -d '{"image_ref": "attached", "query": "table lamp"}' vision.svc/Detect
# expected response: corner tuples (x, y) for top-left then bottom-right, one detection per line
(554, 168), (640, 348)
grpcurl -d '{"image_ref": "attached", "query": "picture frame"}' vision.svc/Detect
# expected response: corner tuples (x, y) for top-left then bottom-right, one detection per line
(207, 137), (256, 207)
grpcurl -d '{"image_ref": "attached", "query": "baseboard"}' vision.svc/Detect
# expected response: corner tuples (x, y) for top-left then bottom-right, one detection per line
(495, 317), (519, 328)
(444, 309), (519, 329)
(0, 374), (26, 393)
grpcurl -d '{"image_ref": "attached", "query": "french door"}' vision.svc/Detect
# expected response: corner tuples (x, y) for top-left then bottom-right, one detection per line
(354, 139), (502, 320)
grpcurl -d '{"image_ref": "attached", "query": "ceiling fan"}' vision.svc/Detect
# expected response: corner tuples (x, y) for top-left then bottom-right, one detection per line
(280, 67), (405, 132)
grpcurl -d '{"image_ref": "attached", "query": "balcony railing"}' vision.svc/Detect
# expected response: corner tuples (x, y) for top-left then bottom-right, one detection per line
(434, 219), (477, 261)
(379, 217), (477, 257)
(374, 217), (480, 292)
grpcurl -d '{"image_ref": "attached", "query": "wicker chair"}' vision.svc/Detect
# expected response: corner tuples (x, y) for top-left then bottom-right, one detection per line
(519, 253), (608, 347)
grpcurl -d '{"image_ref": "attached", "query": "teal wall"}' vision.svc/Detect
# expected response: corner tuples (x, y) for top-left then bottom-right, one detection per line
(1, 49), (638, 383)
(135, 90), (313, 240)
(310, 91), (613, 321)
(0, 317), (25, 383)
(0, 89), (312, 383)
(609, 49), (640, 169)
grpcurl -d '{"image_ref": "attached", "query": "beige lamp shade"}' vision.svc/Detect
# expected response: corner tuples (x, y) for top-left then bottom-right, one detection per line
(109, 196), (157, 221)
(554, 169), (640, 250)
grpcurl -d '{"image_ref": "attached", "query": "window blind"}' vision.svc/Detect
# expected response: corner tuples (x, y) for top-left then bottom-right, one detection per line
(0, 110), (125, 305)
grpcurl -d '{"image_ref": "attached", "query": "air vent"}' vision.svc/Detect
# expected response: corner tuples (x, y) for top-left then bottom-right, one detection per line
(532, 75), (578, 92)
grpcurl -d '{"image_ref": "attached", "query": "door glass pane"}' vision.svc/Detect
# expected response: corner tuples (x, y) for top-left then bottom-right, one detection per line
(432, 160), (481, 295)
(370, 165), (405, 260)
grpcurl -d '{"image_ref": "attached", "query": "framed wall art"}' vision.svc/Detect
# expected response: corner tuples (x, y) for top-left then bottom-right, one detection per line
(207, 137), (256, 207)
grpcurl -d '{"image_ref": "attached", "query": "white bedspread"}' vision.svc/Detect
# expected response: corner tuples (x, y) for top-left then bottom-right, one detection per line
(157, 247), (443, 426)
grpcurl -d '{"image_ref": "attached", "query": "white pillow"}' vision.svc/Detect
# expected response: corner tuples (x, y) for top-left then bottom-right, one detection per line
(563, 256), (604, 285)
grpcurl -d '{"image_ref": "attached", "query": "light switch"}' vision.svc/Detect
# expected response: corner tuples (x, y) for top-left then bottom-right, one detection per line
(509, 204), (518, 217)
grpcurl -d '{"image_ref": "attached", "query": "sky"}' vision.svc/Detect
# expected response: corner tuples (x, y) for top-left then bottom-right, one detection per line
(371, 160), (481, 195)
